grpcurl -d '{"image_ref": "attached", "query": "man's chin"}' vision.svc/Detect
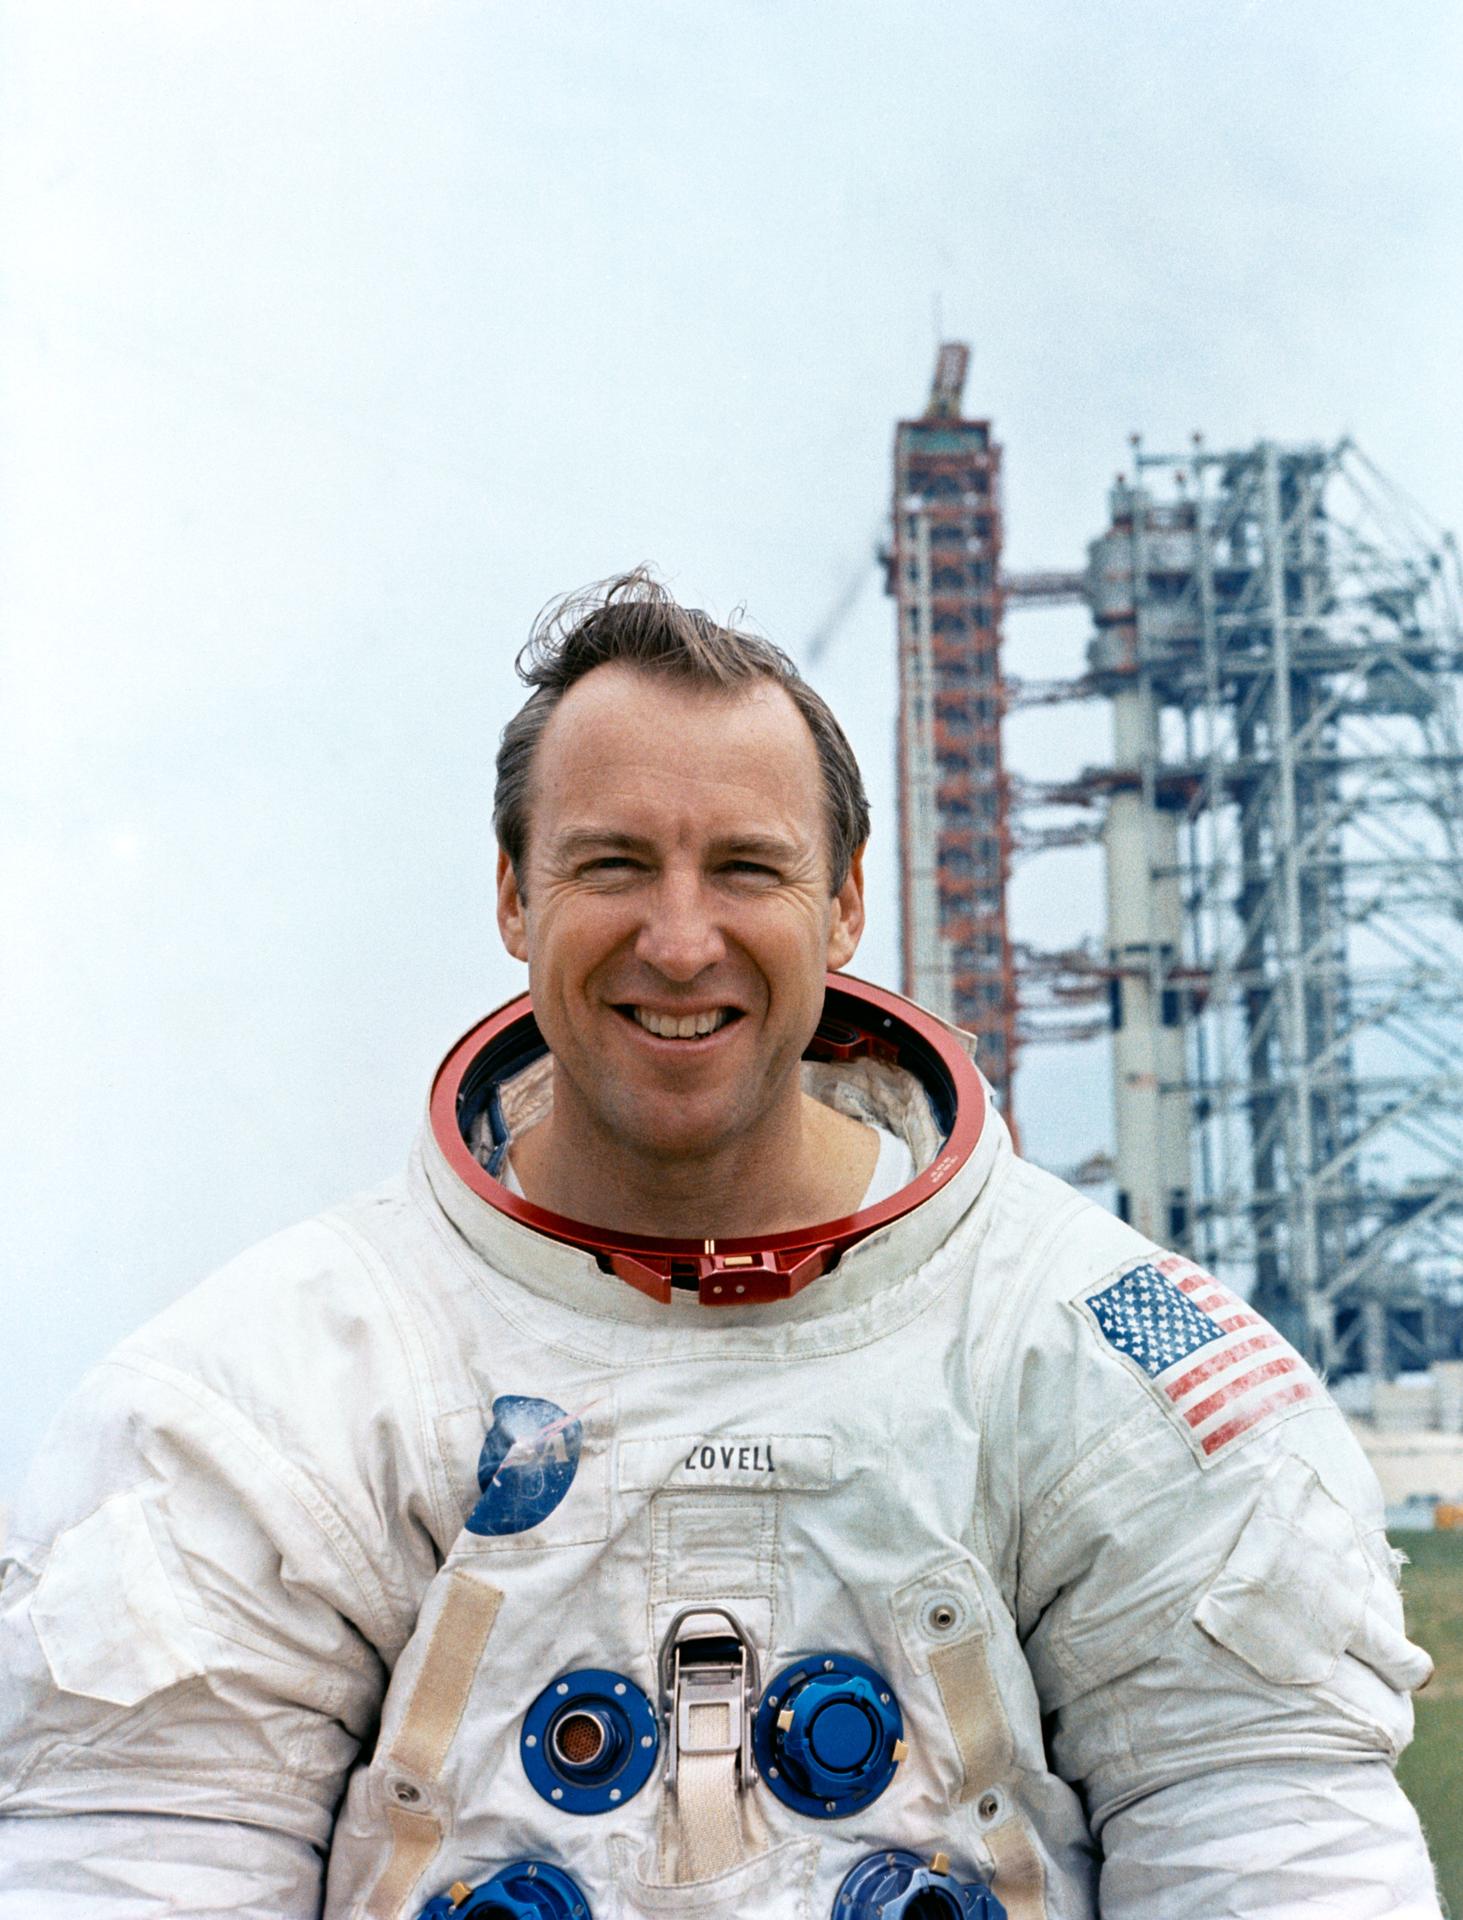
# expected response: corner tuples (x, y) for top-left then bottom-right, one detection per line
(617, 1128), (740, 1167)
(602, 1106), (756, 1177)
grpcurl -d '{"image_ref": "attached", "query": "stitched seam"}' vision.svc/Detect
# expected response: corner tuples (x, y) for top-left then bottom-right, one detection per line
(1020, 1402), (1162, 1573)
(969, 1164), (1116, 1603)
(0, 1676), (204, 1804)
(321, 1207), (461, 1553)
(0, 1752), (340, 1828)
(180, 1611), (375, 1692)
(104, 1354), (397, 1651)
(970, 1157), (1083, 1580)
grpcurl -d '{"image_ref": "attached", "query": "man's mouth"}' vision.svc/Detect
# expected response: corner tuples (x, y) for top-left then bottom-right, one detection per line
(622, 1006), (741, 1040)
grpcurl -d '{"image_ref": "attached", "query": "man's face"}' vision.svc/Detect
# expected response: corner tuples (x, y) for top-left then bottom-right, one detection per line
(497, 664), (865, 1165)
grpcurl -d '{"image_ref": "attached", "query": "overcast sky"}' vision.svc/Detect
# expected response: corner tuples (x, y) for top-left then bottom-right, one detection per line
(4, 0), (1461, 1494)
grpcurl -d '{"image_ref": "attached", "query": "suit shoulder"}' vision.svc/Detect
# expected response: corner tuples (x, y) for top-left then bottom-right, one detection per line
(122, 1176), (412, 1370)
(980, 1153), (1154, 1315)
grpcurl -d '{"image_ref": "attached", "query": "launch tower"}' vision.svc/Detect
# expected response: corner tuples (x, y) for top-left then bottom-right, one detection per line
(887, 345), (1016, 1113)
(1088, 438), (1463, 1373)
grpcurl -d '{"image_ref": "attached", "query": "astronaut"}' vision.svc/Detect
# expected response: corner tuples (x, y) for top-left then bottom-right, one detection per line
(0, 573), (1442, 1918)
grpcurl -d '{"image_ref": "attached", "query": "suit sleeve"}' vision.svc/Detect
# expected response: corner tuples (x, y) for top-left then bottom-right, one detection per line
(0, 1344), (396, 1916)
(1010, 1240), (1442, 1919)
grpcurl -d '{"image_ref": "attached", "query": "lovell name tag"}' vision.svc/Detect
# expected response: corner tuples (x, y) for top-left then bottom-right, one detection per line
(617, 1433), (834, 1492)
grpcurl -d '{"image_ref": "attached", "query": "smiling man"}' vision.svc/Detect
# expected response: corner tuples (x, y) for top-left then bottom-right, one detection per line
(0, 573), (1442, 1919)
(493, 636), (878, 1238)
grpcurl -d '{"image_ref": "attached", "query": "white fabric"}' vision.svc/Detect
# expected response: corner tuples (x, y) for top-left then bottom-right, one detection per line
(0, 1049), (1440, 1919)
(672, 1746), (744, 1883)
(859, 1123), (916, 1207)
(30, 1489), (206, 1707)
(498, 1120), (916, 1209)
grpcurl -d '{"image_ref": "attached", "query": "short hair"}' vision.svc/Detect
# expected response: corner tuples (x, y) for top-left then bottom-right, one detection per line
(494, 568), (870, 890)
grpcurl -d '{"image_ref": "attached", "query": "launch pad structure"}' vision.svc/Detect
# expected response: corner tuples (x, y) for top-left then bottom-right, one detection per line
(887, 343), (1017, 1116)
(1085, 439), (1463, 1375)
(886, 347), (1463, 1375)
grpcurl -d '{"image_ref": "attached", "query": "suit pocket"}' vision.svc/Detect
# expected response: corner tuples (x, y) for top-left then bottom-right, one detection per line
(31, 1489), (205, 1707)
(1194, 1453), (1432, 1692)
(609, 1833), (819, 1918)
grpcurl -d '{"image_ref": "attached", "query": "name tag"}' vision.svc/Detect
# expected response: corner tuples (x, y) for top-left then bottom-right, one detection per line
(618, 1433), (834, 1492)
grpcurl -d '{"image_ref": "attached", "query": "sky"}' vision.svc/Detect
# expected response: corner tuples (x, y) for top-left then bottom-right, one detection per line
(3, 0), (1461, 1494)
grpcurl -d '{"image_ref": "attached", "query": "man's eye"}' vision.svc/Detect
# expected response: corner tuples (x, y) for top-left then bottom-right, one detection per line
(582, 857), (642, 874)
(725, 861), (778, 879)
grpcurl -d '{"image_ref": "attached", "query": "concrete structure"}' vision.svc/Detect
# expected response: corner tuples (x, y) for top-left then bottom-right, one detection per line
(1346, 1362), (1463, 1521)
(1102, 681), (1192, 1247)
(1355, 1432), (1463, 1507)
(1353, 1431), (1463, 1525)
(1348, 1362), (1463, 1437)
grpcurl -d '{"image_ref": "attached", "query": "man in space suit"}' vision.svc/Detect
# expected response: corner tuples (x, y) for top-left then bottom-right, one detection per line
(0, 572), (1442, 1918)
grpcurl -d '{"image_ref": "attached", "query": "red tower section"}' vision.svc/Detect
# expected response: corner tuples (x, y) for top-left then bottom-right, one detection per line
(886, 344), (1016, 1115)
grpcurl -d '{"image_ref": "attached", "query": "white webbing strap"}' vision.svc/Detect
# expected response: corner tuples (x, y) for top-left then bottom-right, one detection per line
(675, 1744), (746, 1881)
(656, 1614), (768, 1886)
(363, 1570), (504, 1919)
(661, 1744), (771, 1886)
(986, 1818), (1049, 1920)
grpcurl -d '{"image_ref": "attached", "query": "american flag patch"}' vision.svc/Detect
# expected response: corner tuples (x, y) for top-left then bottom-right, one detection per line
(1081, 1253), (1319, 1463)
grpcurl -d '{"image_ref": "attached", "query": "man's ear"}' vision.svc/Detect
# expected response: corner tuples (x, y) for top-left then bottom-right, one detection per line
(826, 843), (866, 972)
(497, 848), (530, 962)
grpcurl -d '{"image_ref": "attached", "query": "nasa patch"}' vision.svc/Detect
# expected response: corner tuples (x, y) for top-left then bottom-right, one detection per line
(468, 1394), (583, 1536)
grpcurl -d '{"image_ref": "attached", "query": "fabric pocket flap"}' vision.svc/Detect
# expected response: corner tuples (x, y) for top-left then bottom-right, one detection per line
(1194, 1455), (1370, 1686)
(31, 1489), (205, 1708)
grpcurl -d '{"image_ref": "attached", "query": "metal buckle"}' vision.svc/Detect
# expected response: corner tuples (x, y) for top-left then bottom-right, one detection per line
(657, 1604), (759, 1791)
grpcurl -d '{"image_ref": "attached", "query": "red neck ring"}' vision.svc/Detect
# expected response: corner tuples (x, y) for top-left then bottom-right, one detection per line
(428, 972), (985, 1306)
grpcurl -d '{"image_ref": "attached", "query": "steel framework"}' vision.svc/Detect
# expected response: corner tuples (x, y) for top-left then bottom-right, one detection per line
(1088, 438), (1463, 1374)
(886, 345), (1016, 1114)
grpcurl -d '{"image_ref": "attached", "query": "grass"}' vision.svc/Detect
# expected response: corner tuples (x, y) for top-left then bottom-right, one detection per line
(1396, 1530), (1463, 1916)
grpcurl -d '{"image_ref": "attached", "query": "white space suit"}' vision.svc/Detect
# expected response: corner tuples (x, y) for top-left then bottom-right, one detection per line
(0, 993), (1441, 1918)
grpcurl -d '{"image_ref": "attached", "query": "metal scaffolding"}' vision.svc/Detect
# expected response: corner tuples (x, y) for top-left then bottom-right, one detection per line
(1087, 437), (1463, 1374)
(886, 345), (1017, 1114)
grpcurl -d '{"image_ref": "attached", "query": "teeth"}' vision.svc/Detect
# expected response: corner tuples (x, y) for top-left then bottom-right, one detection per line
(632, 1007), (731, 1039)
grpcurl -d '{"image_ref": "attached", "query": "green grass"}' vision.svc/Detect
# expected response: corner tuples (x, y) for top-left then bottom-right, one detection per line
(1395, 1530), (1463, 1916)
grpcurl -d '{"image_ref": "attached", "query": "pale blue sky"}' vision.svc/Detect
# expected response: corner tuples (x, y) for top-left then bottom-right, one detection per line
(4, 0), (1461, 1491)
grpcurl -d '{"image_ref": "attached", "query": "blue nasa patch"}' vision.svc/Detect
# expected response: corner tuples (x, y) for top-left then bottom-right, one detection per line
(467, 1395), (583, 1536)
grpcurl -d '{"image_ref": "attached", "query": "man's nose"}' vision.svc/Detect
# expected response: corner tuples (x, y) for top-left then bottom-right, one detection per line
(634, 875), (727, 981)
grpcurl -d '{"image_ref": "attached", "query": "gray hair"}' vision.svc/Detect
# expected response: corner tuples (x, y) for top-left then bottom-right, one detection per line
(494, 568), (870, 890)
